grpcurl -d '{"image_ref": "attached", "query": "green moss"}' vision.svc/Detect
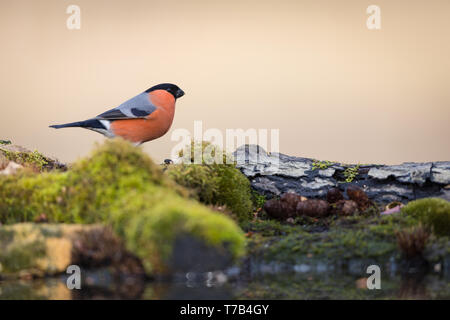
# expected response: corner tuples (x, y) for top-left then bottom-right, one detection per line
(312, 160), (334, 171)
(0, 224), (61, 274)
(0, 241), (47, 274)
(167, 141), (254, 222)
(122, 195), (245, 273)
(1, 149), (48, 171)
(241, 219), (295, 237)
(245, 212), (449, 266)
(341, 164), (360, 183)
(0, 139), (181, 223)
(0, 139), (246, 274)
(0, 223), (141, 277)
(251, 191), (266, 211)
(401, 198), (450, 237)
(260, 227), (396, 263)
(177, 140), (234, 165)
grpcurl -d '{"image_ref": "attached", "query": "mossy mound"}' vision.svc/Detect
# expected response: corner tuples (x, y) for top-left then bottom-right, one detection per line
(0, 139), (246, 274)
(121, 195), (245, 273)
(0, 139), (179, 224)
(401, 198), (450, 237)
(166, 141), (254, 222)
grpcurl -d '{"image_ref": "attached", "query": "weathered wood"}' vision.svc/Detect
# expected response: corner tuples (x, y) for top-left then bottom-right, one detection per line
(234, 145), (450, 203)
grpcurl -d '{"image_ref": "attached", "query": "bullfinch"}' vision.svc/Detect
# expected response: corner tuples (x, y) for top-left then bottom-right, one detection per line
(50, 83), (185, 145)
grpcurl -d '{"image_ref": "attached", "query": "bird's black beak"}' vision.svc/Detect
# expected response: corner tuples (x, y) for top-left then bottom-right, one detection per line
(176, 89), (185, 99)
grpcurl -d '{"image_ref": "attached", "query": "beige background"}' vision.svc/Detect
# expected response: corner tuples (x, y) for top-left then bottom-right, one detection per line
(0, 0), (449, 165)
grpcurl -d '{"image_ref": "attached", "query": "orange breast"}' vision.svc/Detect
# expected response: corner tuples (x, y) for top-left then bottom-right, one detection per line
(110, 90), (176, 143)
(148, 89), (175, 110)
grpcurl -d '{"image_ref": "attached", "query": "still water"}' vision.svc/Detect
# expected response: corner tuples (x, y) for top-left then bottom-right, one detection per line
(1, 267), (449, 299)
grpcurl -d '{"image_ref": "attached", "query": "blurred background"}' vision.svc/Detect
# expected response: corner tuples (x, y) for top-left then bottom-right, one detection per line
(0, 0), (449, 165)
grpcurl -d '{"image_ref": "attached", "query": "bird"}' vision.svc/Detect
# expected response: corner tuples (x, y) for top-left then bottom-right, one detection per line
(49, 83), (185, 145)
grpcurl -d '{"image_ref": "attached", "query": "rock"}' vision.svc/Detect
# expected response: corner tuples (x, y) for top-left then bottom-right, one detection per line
(169, 235), (234, 273)
(0, 144), (30, 153)
(0, 143), (66, 172)
(0, 223), (143, 279)
(439, 189), (450, 201)
(0, 153), (8, 170)
(296, 199), (330, 217)
(233, 145), (311, 178)
(0, 161), (23, 175)
(431, 162), (450, 184)
(253, 177), (282, 196)
(326, 188), (344, 203)
(368, 162), (432, 186)
(234, 145), (450, 204)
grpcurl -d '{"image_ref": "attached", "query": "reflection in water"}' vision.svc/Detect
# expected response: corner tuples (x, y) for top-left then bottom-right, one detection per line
(397, 272), (429, 299)
(1, 270), (449, 300)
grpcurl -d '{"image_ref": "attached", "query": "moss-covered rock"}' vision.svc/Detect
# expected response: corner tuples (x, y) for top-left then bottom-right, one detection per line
(401, 198), (450, 237)
(166, 141), (254, 222)
(0, 139), (246, 275)
(0, 223), (139, 278)
(109, 189), (246, 273)
(0, 143), (65, 172)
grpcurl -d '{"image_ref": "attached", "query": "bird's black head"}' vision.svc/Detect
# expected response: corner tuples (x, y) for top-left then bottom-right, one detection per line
(146, 83), (185, 99)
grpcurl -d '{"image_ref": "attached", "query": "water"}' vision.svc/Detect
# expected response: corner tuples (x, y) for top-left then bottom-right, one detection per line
(1, 266), (449, 299)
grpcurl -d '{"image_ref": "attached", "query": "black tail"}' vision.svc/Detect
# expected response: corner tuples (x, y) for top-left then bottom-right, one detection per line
(49, 119), (104, 129)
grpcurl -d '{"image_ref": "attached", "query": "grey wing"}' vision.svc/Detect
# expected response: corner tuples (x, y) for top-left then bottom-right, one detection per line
(95, 92), (157, 120)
